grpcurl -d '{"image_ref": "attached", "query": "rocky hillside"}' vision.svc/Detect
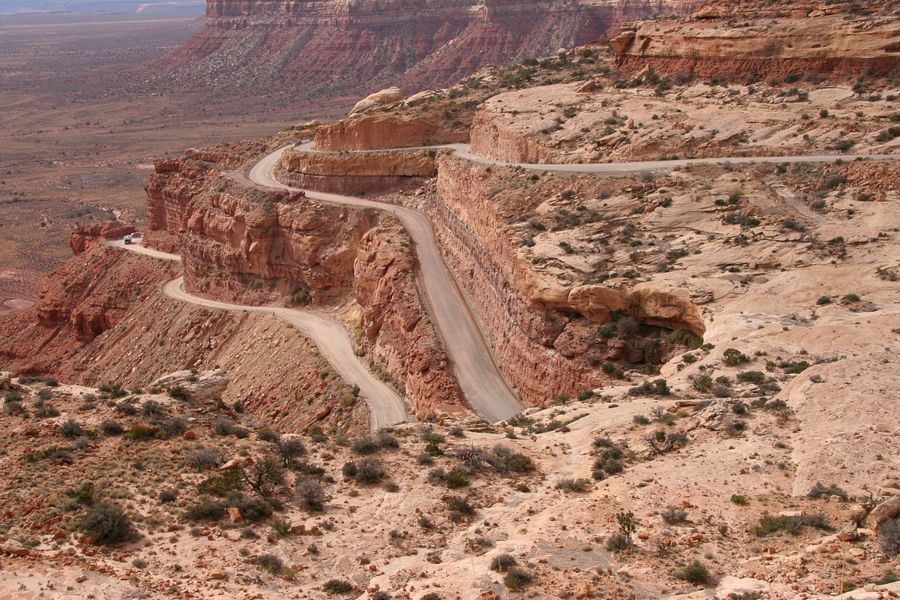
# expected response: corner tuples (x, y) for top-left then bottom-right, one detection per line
(153, 0), (701, 100)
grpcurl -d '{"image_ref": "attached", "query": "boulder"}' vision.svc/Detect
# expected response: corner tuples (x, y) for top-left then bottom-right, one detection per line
(150, 369), (229, 402)
(869, 495), (900, 529)
(0, 371), (13, 390)
(349, 87), (404, 115)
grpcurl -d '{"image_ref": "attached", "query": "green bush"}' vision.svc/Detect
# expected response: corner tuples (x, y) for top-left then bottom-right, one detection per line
(60, 419), (84, 438)
(296, 479), (326, 512)
(198, 469), (243, 497)
(126, 423), (157, 441)
(503, 567), (534, 590)
(754, 513), (831, 536)
(676, 560), (711, 585)
(723, 348), (750, 366)
(257, 553), (284, 575)
(184, 498), (227, 522)
(807, 482), (847, 501)
(322, 579), (353, 594)
(490, 553), (517, 572)
(100, 420), (124, 436)
(79, 503), (133, 544)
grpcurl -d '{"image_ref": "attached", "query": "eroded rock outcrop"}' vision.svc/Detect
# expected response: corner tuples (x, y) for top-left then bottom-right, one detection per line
(314, 113), (468, 151)
(279, 146), (437, 194)
(612, 1), (900, 79)
(151, 369), (230, 402)
(68, 221), (136, 254)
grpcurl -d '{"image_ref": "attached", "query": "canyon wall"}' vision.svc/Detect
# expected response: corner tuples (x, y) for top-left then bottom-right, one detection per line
(612, 3), (900, 79)
(155, 0), (700, 98)
(425, 155), (605, 404)
(146, 149), (465, 417)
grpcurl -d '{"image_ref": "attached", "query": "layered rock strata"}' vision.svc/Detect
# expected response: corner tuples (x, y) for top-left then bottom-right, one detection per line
(279, 146), (437, 194)
(156, 0), (700, 97)
(612, 3), (900, 79)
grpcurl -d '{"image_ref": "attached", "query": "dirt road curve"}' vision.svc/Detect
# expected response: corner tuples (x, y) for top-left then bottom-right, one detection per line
(250, 150), (525, 423)
(103, 240), (408, 431)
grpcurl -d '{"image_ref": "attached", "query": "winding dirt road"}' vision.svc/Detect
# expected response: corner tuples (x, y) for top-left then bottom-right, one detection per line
(297, 140), (897, 174)
(104, 240), (408, 431)
(250, 150), (525, 423)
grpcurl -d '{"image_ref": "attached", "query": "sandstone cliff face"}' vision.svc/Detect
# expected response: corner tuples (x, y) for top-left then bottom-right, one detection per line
(314, 113), (469, 152)
(155, 0), (699, 98)
(279, 146), (437, 194)
(612, 2), (900, 79)
(423, 154), (702, 405)
(146, 148), (464, 417)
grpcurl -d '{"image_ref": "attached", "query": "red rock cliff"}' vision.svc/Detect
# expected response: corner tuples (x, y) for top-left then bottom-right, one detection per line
(156, 0), (701, 99)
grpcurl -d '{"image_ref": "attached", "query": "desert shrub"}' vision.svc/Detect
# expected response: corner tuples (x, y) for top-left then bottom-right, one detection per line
(607, 511), (636, 552)
(661, 506), (689, 524)
(126, 423), (157, 441)
(322, 579), (353, 594)
(490, 553), (518, 572)
(100, 420), (124, 436)
(737, 371), (766, 385)
(754, 513), (831, 536)
(4, 400), (25, 416)
(606, 533), (630, 551)
(275, 437), (306, 467)
(159, 489), (178, 503)
(353, 458), (386, 484)
(79, 503), (133, 544)
(228, 493), (273, 522)
(114, 401), (138, 416)
(187, 446), (222, 470)
(60, 419), (84, 438)
(351, 436), (380, 455)
(168, 386), (190, 401)
(730, 494), (749, 505)
(477, 445), (534, 473)
(211, 417), (237, 436)
(270, 517), (291, 536)
(445, 467), (470, 489)
(291, 289), (311, 306)
(628, 379), (670, 396)
(377, 430), (399, 448)
(37, 388), (53, 401)
(633, 414), (650, 425)
(257, 553), (284, 575)
(140, 399), (163, 417)
(445, 495), (475, 517)
(66, 482), (96, 506)
(157, 416), (188, 438)
(184, 498), (226, 522)
(723, 348), (750, 366)
(257, 427), (280, 442)
(556, 478), (591, 493)
(449, 426), (465, 438)
(676, 560), (711, 585)
(241, 455), (285, 496)
(296, 479), (326, 512)
(503, 567), (534, 590)
(198, 469), (243, 497)
(807, 482), (848, 501)
(34, 404), (61, 418)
